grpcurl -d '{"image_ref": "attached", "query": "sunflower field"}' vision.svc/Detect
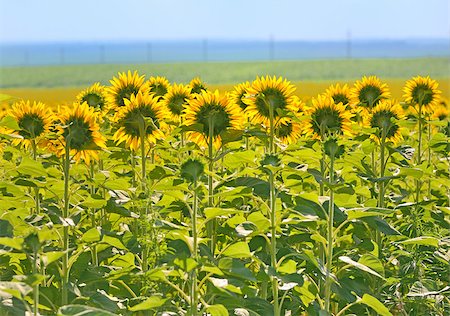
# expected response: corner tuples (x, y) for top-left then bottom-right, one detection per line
(0, 71), (448, 316)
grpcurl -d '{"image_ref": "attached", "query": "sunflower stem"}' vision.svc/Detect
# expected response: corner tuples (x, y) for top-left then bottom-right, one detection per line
(191, 180), (199, 315)
(414, 103), (423, 237)
(139, 118), (149, 273)
(324, 149), (335, 313)
(377, 127), (387, 256)
(30, 139), (40, 216)
(269, 171), (279, 315)
(32, 249), (39, 316)
(62, 144), (70, 306)
(207, 115), (215, 255)
(268, 99), (275, 154)
(89, 162), (98, 267)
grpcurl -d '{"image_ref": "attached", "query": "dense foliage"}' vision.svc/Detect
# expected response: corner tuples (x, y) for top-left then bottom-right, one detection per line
(0, 73), (448, 316)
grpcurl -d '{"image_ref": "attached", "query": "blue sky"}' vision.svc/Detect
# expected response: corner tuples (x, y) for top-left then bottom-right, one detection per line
(0, 0), (449, 43)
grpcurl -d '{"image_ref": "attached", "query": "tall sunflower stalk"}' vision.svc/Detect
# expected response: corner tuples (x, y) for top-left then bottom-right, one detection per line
(304, 95), (352, 313)
(403, 76), (441, 236)
(184, 90), (242, 256)
(181, 159), (204, 316)
(55, 102), (106, 305)
(9, 100), (53, 314)
(112, 92), (166, 272)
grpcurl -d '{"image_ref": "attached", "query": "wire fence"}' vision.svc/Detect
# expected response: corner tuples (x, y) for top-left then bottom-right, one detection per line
(1, 38), (449, 67)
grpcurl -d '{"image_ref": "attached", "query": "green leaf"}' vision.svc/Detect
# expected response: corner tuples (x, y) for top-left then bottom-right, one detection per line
(101, 235), (126, 250)
(204, 207), (243, 219)
(206, 304), (229, 316)
(81, 228), (101, 243)
(129, 296), (166, 311)
(339, 256), (384, 279)
(82, 196), (107, 209)
(0, 115), (20, 130)
(17, 156), (47, 177)
(347, 210), (387, 220)
(57, 305), (117, 316)
(398, 236), (439, 248)
(42, 251), (66, 266)
(222, 241), (252, 258)
(360, 294), (392, 316)
(399, 167), (423, 179)
(0, 237), (24, 250)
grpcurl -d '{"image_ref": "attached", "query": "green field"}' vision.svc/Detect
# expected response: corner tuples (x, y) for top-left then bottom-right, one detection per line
(1, 57), (449, 88)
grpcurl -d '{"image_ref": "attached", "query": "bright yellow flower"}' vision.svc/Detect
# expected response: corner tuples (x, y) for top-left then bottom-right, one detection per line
(77, 82), (107, 111)
(403, 76), (441, 114)
(324, 83), (351, 106)
(148, 76), (171, 99)
(184, 90), (243, 149)
(105, 71), (148, 111)
(364, 99), (405, 144)
(304, 95), (353, 140)
(350, 76), (390, 111)
(243, 75), (297, 126)
(274, 116), (302, 145)
(189, 77), (208, 95)
(8, 100), (54, 150)
(230, 81), (251, 111)
(161, 83), (193, 122)
(55, 102), (106, 164)
(112, 91), (166, 151)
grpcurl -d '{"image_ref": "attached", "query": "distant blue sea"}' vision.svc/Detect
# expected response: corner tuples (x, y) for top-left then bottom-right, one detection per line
(0, 39), (449, 66)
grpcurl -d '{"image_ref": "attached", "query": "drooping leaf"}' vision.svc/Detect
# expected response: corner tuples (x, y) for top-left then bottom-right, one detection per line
(360, 294), (392, 316)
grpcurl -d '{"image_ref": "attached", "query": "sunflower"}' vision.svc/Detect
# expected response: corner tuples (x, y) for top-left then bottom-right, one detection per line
(8, 100), (53, 150)
(112, 91), (166, 151)
(304, 95), (353, 140)
(184, 90), (243, 148)
(55, 101), (106, 164)
(243, 75), (297, 126)
(148, 76), (170, 99)
(230, 81), (251, 111)
(324, 83), (351, 106)
(364, 99), (405, 144)
(105, 71), (147, 110)
(350, 76), (390, 111)
(431, 103), (449, 121)
(274, 116), (302, 145)
(189, 77), (208, 95)
(403, 76), (441, 113)
(77, 82), (107, 111)
(161, 83), (193, 121)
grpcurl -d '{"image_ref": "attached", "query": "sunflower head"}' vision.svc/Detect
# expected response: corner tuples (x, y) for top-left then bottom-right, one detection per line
(8, 100), (54, 149)
(56, 101), (106, 164)
(112, 91), (166, 151)
(161, 83), (193, 121)
(189, 77), (208, 95)
(77, 82), (107, 111)
(230, 81), (251, 111)
(350, 76), (390, 111)
(324, 83), (351, 106)
(304, 95), (353, 140)
(243, 75), (297, 126)
(105, 71), (147, 111)
(364, 99), (405, 144)
(431, 102), (449, 121)
(403, 76), (441, 113)
(274, 116), (302, 145)
(184, 90), (243, 149)
(148, 76), (170, 99)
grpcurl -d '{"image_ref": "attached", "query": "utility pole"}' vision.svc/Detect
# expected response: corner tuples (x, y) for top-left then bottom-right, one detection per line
(203, 38), (208, 62)
(346, 30), (352, 59)
(269, 34), (275, 61)
(147, 42), (152, 63)
(100, 44), (105, 64)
